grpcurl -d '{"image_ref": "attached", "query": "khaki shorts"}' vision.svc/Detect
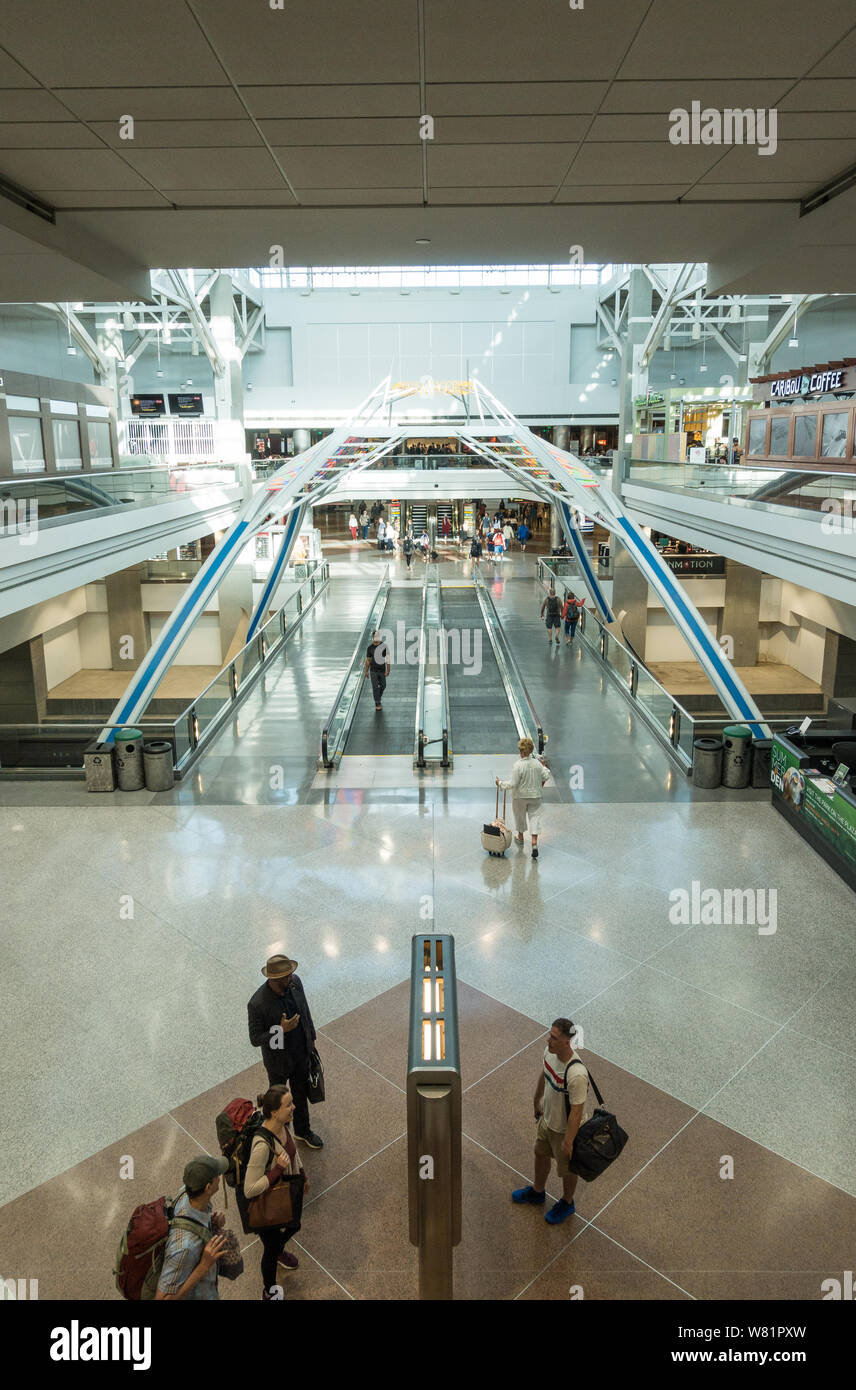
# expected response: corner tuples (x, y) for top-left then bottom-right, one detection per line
(534, 1115), (572, 1177)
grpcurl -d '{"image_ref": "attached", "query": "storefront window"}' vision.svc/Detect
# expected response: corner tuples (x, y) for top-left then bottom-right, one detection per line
(52, 418), (82, 470)
(87, 420), (113, 469)
(9, 416), (46, 473)
(769, 416), (790, 455)
(793, 414), (817, 457)
(821, 412), (848, 459)
(747, 417), (767, 455)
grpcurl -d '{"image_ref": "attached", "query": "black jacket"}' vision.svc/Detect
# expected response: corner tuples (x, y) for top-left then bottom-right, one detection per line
(247, 976), (316, 1081)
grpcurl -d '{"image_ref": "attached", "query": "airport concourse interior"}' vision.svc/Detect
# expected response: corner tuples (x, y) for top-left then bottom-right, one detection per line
(2, 1), (856, 1348)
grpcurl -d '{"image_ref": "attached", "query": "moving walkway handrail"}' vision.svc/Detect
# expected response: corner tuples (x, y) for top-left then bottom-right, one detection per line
(415, 565), (450, 768)
(320, 564), (391, 769)
(415, 579), (429, 768)
(473, 568), (545, 754)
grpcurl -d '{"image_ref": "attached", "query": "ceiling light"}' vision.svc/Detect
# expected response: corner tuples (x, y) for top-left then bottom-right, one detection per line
(246, 383), (253, 392)
(155, 369), (164, 378)
(789, 337), (799, 348)
(679, 378), (686, 385)
(449, 289), (460, 296)
(415, 238), (430, 245)
(670, 372), (677, 380)
(401, 289), (411, 296)
(610, 378), (617, 386)
(699, 364), (708, 373)
(66, 344), (77, 356)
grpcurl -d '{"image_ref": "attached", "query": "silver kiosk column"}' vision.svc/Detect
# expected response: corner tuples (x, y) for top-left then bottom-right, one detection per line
(407, 933), (462, 1300)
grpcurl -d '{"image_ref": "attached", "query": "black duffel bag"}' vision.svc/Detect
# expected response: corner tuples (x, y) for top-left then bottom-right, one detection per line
(307, 1047), (325, 1105)
(564, 1061), (628, 1182)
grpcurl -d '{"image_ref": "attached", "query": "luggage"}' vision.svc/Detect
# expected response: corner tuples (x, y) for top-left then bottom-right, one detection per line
(482, 787), (513, 857)
(564, 1061), (628, 1182)
(307, 1047), (325, 1105)
(114, 1193), (209, 1300)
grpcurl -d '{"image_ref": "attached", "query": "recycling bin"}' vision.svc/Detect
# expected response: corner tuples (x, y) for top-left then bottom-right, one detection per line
(115, 727), (145, 791)
(83, 741), (116, 793)
(722, 724), (752, 789)
(692, 737), (723, 789)
(143, 740), (175, 792)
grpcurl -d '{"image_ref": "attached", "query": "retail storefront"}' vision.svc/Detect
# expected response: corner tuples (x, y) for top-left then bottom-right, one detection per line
(745, 359), (856, 469)
(633, 387), (753, 465)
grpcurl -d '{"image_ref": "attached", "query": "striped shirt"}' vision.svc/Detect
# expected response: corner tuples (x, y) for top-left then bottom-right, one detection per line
(542, 1048), (589, 1132)
(155, 1191), (217, 1301)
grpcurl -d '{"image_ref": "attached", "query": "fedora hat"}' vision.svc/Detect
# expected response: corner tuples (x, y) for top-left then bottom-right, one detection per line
(262, 953), (298, 979)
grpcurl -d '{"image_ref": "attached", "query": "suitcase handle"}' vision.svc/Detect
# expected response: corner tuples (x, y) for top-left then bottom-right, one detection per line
(495, 785), (507, 821)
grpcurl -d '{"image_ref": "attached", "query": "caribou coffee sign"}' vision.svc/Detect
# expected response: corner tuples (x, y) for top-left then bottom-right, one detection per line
(771, 368), (844, 399)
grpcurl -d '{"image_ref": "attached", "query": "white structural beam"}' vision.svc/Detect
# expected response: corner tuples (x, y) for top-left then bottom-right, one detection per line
(37, 303), (112, 378)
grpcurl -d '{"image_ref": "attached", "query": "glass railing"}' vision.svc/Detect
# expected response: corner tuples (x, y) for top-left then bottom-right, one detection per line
(537, 558), (824, 772)
(474, 568), (545, 753)
(320, 565), (391, 768)
(625, 460), (856, 521)
(0, 462), (246, 530)
(0, 562), (329, 778)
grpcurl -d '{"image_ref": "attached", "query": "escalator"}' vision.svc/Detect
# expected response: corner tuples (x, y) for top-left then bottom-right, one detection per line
(337, 586), (423, 755)
(441, 585), (519, 753)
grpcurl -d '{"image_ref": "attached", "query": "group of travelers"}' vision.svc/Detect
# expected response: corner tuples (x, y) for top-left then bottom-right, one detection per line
(541, 584), (585, 647)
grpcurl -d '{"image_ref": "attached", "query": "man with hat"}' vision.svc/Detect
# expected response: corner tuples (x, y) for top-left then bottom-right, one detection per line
(247, 954), (324, 1150)
(155, 1156), (229, 1301)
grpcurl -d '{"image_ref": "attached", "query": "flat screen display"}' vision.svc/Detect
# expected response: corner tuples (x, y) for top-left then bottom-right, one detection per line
(131, 394), (165, 416)
(168, 393), (203, 416)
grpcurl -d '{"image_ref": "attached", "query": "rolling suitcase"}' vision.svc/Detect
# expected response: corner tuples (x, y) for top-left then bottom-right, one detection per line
(482, 787), (513, 857)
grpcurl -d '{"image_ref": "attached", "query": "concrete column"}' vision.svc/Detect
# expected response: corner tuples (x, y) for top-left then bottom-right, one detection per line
(0, 636), (47, 720)
(293, 428), (311, 453)
(210, 272), (245, 463)
(617, 268), (653, 470)
(554, 424), (570, 452)
(611, 540), (648, 657)
(550, 505), (561, 552)
(720, 559), (762, 667)
(105, 564), (147, 671)
(218, 562), (254, 662)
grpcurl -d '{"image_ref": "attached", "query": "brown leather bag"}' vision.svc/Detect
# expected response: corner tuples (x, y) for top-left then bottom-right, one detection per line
(248, 1173), (304, 1229)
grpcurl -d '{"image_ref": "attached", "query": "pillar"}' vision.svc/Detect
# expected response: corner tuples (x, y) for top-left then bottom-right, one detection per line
(210, 272), (245, 463)
(616, 268), (654, 481)
(554, 424), (570, 452)
(550, 506), (561, 552)
(218, 563), (254, 663)
(105, 564), (147, 671)
(293, 428), (311, 453)
(720, 559), (762, 667)
(611, 541), (648, 657)
(0, 636), (47, 720)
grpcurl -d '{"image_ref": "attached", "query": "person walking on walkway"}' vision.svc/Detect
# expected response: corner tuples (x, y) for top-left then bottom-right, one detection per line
(562, 592), (585, 646)
(516, 519), (530, 552)
(541, 585), (562, 644)
(511, 1018), (588, 1225)
(247, 955), (324, 1150)
(244, 1083), (308, 1299)
(403, 528), (414, 572)
(376, 516), (386, 552)
(155, 1155), (229, 1300)
(348, 512), (358, 541)
(365, 628), (390, 710)
(359, 507), (369, 540)
(469, 534), (482, 568)
(496, 736), (549, 860)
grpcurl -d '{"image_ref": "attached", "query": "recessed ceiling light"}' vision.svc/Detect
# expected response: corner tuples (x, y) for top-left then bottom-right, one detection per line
(415, 238), (431, 245)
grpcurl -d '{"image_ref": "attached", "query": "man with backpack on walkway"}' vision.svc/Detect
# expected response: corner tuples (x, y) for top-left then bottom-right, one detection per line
(154, 1156), (229, 1300)
(511, 1018), (588, 1226)
(540, 585), (562, 644)
(403, 528), (414, 572)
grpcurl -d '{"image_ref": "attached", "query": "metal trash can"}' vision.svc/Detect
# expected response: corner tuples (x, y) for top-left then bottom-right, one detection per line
(722, 724), (752, 788)
(751, 738), (773, 788)
(115, 727), (145, 791)
(692, 737), (723, 788)
(83, 741), (116, 793)
(143, 740), (175, 792)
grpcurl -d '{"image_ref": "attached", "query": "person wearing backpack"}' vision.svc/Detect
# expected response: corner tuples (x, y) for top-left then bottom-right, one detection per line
(540, 585), (562, 644)
(403, 528), (414, 572)
(562, 592), (584, 646)
(511, 1018), (587, 1225)
(244, 1084), (309, 1299)
(154, 1156), (230, 1300)
(516, 520), (530, 552)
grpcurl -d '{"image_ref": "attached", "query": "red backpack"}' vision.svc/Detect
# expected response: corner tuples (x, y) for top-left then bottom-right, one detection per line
(216, 1098), (265, 1188)
(114, 1193), (208, 1300)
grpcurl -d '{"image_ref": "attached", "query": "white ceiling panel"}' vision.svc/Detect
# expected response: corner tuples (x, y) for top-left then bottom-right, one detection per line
(780, 79), (856, 112)
(618, 0), (855, 79)
(554, 185), (691, 202)
(430, 187), (555, 204)
(121, 148), (286, 192)
(0, 148), (153, 192)
(425, 0), (651, 82)
(274, 146), (421, 189)
(298, 188), (422, 206)
(0, 90), (75, 121)
(0, 0), (225, 86)
(0, 123), (102, 149)
(809, 27), (856, 77)
(245, 86), (419, 120)
(699, 140), (856, 184)
(428, 83), (607, 116)
(259, 119), (416, 147)
(428, 144), (578, 187)
(90, 120), (264, 149)
(198, 0), (418, 84)
(57, 88), (247, 121)
(433, 116), (589, 143)
(601, 81), (791, 114)
(562, 143), (722, 185)
(682, 184), (815, 201)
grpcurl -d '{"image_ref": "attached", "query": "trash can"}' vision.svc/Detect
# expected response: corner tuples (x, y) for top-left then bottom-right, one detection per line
(692, 737), (723, 788)
(751, 738), (773, 788)
(143, 740), (175, 792)
(722, 724), (753, 788)
(115, 727), (145, 791)
(83, 741), (116, 793)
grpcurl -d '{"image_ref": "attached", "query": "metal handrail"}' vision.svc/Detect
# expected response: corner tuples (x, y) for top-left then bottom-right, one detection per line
(474, 568), (545, 754)
(438, 587), (451, 768)
(414, 565), (451, 769)
(320, 563), (391, 768)
(415, 577), (429, 768)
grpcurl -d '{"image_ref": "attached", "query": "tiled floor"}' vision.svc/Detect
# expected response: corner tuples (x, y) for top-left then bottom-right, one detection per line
(2, 980), (851, 1301)
(1, 546), (854, 1299)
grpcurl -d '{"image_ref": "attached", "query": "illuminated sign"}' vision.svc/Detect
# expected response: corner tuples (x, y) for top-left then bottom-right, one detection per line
(771, 369), (843, 398)
(392, 380), (473, 395)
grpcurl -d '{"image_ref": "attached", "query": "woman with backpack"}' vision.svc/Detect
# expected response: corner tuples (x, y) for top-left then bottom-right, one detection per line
(244, 1084), (309, 1300)
(562, 592), (585, 646)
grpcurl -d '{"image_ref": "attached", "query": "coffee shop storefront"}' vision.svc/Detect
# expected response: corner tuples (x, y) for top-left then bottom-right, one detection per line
(745, 360), (856, 470)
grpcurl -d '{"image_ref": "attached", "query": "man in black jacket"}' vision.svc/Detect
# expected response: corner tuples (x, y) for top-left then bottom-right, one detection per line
(247, 954), (324, 1149)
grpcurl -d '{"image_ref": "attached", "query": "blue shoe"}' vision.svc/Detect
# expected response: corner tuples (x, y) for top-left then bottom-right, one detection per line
(545, 1198), (575, 1224)
(511, 1185), (545, 1205)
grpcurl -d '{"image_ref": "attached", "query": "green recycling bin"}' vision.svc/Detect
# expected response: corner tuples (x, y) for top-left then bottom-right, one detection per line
(115, 727), (145, 791)
(722, 724), (752, 789)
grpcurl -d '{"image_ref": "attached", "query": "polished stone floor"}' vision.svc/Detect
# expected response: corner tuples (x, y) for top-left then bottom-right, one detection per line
(1, 540), (854, 1299)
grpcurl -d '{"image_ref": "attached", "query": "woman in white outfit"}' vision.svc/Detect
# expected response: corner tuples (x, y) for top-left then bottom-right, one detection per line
(496, 737), (549, 860)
